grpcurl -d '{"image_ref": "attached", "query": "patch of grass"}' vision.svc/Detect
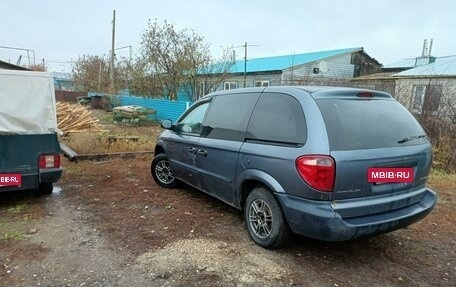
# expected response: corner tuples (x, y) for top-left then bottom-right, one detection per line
(1, 230), (28, 240)
(430, 169), (456, 181)
(429, 169), (456, 186)
(7, 203), (28, 214)
(61, 132), (154, 154)
(91, 109), (115, 125)
(58, 109), (161, 154)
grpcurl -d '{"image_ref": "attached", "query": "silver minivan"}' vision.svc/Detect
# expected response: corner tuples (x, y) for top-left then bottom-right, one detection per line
(151, 86), (437, 249)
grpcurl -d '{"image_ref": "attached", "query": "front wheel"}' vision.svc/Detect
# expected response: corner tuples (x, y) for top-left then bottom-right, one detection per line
(244, 187), (289, 249)
(151, 153), (177, 188)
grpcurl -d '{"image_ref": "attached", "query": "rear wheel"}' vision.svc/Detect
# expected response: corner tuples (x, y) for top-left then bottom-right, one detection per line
(244, 187), (289, 249)
(151, 153), (177, 188)
(35, 182), (53, 196)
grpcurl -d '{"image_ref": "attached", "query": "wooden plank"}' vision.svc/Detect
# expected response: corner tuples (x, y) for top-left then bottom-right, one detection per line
(75, 151), (153, 161)
(60, 142), (78, 162)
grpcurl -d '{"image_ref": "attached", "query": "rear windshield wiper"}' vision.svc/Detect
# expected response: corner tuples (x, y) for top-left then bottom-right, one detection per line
(398, 134), (427, 144)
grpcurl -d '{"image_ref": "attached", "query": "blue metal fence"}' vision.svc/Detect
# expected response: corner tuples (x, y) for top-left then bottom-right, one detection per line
(118, 95), (191, 122)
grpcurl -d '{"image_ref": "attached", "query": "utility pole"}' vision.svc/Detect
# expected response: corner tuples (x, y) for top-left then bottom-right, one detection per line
(98, 61), (102, 92)
(110, 10), (116, 92)
(231, 43), (260, 88)
(244, 42), (247, 88)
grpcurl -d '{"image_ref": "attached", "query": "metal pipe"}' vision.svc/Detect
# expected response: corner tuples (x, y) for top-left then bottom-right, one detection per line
(0, 45), (35, 67)
(429, 39), (434, 56)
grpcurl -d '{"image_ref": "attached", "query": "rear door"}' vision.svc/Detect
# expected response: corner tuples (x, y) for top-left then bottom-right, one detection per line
(316, 95), (432, 200)
(196, 92), (260, 205)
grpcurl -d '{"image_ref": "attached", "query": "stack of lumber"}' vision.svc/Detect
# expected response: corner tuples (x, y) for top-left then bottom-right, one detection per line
(56, 102), (102, 134)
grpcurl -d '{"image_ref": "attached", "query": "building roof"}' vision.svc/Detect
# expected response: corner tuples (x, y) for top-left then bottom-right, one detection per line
(0, 59), (30, 71)
(351, 72), (396, 81)
(383, 58), (417, 69)
(394, 55), (456, 77)
(229, 47), (363, 73)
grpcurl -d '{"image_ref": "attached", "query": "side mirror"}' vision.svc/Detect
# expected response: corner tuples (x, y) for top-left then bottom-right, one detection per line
(161, 119), (173, 129)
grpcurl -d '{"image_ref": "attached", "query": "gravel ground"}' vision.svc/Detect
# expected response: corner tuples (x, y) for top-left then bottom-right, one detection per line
(0, 155), (454, 287)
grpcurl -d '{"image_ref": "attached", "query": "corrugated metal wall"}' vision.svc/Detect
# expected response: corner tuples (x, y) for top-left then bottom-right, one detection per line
(119, 95), (191, 122)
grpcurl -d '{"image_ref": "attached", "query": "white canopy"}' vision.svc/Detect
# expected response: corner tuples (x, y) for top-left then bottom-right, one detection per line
(0, 70), (57, 134)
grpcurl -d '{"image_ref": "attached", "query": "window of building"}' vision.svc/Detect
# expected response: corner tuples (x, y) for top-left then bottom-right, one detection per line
(224, 82), (238, 90)
(424, 85), (442, 112)
(198, 82), (218, 99)
(412, 85), (426, 111)
(412, 84), (442, 113)
(254, 80), (270, 87)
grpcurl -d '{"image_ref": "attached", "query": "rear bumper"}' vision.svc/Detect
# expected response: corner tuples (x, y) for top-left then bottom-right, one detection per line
(39, 168), (62, 183)
(276, 188), (437, 241)
(0, 168), (62, 193)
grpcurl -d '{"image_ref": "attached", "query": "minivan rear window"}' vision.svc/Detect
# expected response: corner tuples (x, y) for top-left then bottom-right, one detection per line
(317, 99), (427, 151)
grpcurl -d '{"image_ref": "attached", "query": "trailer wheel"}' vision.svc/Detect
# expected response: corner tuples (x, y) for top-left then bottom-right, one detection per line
(36, 183), (53, 196)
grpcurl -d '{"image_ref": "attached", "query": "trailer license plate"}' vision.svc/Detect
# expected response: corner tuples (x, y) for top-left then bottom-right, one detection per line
(0, 174), (22, 187)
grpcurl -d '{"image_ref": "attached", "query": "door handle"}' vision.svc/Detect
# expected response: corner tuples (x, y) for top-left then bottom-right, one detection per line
(187, 147), (197, 154)
(197, 149), (207, 157)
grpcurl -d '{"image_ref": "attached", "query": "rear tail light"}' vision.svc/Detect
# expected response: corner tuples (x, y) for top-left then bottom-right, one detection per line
(357, 92), (374, 98)
(39, 154), (61, 168)
(296, 155), (335, 192)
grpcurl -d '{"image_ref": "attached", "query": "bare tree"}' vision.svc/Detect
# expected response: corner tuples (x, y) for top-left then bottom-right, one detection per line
(139, 19), (208, 100)
(29, 63), (46, 72)
(72, 55), (130, 93)
(128, 56), (163, 97)
(73, 55), (110, 93)
(182, 46), (234, 101)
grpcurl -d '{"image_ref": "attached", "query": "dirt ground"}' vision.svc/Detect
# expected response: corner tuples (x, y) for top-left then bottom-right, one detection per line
(1, 114), (455, 287)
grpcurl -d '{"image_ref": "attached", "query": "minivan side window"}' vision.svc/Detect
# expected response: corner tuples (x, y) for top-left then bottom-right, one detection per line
(246, 93), (307, 145)
(202, 93), (260, 141)
(175, 101), (210, 135)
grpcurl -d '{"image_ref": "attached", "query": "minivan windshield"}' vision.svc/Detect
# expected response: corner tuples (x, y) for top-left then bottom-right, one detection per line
(316, 98), (427, 151)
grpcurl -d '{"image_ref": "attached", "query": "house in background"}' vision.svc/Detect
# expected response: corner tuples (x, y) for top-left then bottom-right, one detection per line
(352, 41), (456, 119)
(392, 56), (456, 117)
(197, 47), (381, 97)
(53, 72), (75, 91)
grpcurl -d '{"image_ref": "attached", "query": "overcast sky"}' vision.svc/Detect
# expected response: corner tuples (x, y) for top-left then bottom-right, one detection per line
(1, 0), (455, 72)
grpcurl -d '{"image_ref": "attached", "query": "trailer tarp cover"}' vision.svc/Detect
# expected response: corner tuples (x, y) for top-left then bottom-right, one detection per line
(0, 70), (57, 134)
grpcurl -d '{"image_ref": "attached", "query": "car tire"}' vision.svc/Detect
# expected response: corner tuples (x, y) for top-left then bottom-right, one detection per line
(151, 153), (177, 188)
(35, 182), (53, 196)
(244, 187), (289, 249)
